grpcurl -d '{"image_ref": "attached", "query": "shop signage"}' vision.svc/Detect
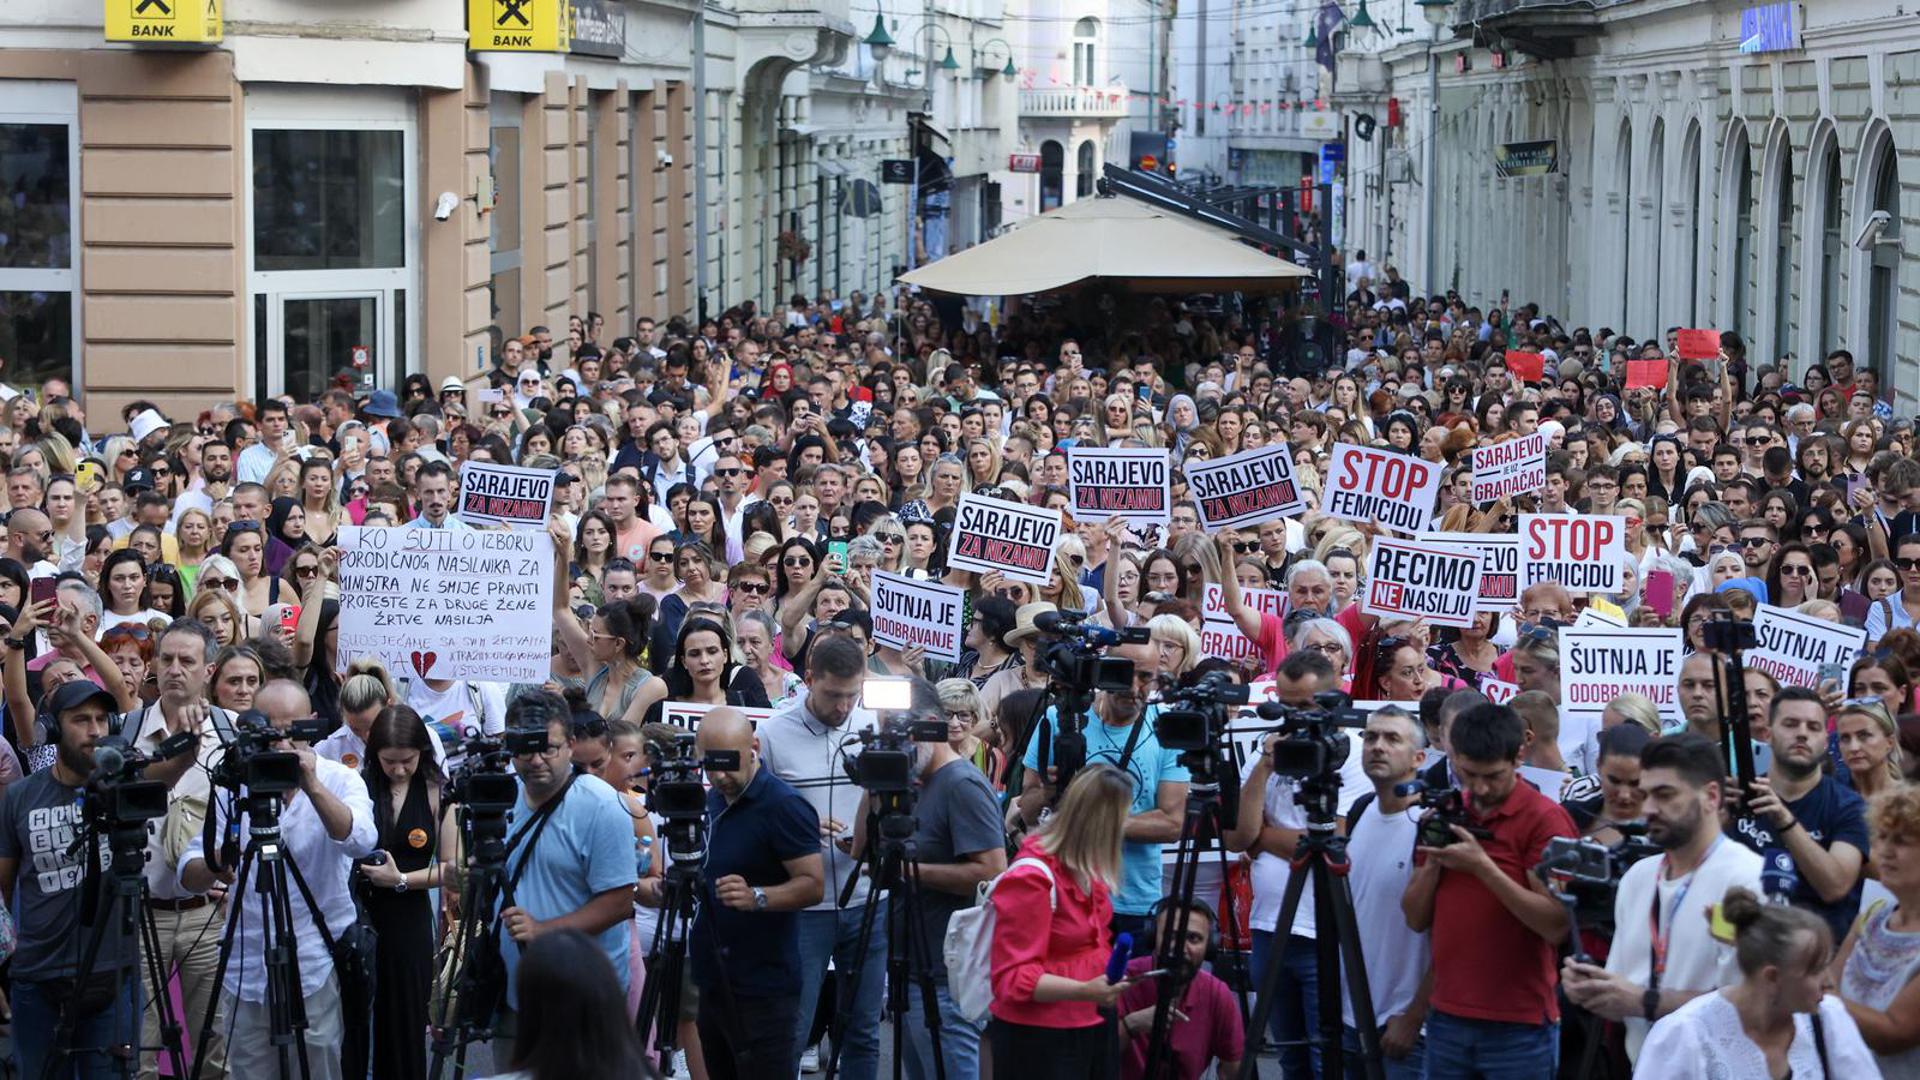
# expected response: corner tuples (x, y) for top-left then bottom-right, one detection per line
(1739, 2), (1799, 53)
(1008, 153), (1042, 174)
(468, 0), (568, 52)
(567, 0), (626, 58)
(1493, 139), (1558, 177)
(881, 159), (915, 184)
(106, 0), (222, 43)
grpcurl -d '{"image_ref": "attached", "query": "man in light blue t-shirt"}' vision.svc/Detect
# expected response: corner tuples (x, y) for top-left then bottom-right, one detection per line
(495, 694), (639, 1019)
(1018, 641), (1190, 949)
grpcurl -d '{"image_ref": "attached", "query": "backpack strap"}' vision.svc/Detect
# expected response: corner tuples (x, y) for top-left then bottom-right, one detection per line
(984, 856), (1057, 910)
(1345, 790), (1377, 840)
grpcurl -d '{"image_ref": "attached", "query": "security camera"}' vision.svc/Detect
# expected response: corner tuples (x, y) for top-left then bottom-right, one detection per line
(1854, 209), (1893, 251)
(434, 191), (460, 222)
(656, 148), (674, 170)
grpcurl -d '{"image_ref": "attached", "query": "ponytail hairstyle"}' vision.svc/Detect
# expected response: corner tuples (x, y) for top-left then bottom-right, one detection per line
(1721, 886), (1833, 978)
(598, 595), (657, 664)
(340, 657), (396, 717)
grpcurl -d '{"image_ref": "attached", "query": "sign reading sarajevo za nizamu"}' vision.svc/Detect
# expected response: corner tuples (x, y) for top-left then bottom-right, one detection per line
(945, 493), (1062, 586)
(1067, 447), (1171, 526)
(1187, 444), (1308, 531)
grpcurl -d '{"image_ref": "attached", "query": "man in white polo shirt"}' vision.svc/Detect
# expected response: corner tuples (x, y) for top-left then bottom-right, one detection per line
(1561, 732), (1763, 1062)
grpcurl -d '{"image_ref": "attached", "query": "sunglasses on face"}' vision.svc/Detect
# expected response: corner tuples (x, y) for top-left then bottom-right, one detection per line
(203, 578), (239, 592)
(1896, 557), (1920, 571)
(293, 564), (319, 579)
(1740, 536), (1772, 548)
(734, 581), (769, 595)
(783, 556), (813, 568)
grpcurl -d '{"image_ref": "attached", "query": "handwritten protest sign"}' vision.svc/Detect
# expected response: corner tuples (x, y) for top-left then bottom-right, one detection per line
(1319, 443), (1442, 533)
(1676, 328), (1720, 361)
(1470, 433), (1547, 505)
(1201, 582), (1286, 665)
(871, 572), (966, 663)
(1520, 513), (1628, 595)
(1558, 626), (1684, 731)
(1428, 532), (1520, 612)
(458, 461), (556, 528)
(946, 493), (1061, 585)
(662, 700), (777, 730)
(1749, 603), (1866, 688)
(336, 525), (552, 683)
(1067, 447), (1171, 526)
(1187, 444), (1308, 531)
(1626, 359), (1669, 390)
(1361, 536), (1482, 628)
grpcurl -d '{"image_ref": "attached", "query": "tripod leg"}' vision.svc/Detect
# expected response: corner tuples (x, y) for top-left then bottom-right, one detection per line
(1144, 801), (1208, 1080)
(823, 849), (885, 1080)
(896, 861), (949, 1080)
(1238, 862), (1310, 1080)
(139, 902), (189, 1080)
(1318, 860), (1386, 1080)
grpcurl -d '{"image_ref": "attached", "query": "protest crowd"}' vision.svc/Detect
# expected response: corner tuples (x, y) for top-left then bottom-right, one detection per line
(9, 264), (1920, 1080)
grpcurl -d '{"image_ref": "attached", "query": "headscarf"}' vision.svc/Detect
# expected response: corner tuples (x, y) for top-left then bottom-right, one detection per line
(305, 598), (343, 721)
(266, 497), (304, 548)
(1166, 394), (1199, 457)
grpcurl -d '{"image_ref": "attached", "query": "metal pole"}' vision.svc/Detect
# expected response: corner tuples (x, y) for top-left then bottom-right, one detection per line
(1422, 24), (1439, 296)
(692, 0), (710, 321)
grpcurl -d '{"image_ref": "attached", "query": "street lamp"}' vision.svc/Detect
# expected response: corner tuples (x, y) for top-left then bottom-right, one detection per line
(1349, 0), (1377, 31)
(864, 13), (895, 63)
(1418, 0), (1450, 297)
(974, 37), (1018, 83)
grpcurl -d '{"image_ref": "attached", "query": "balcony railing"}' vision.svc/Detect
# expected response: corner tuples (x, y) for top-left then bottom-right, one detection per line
(1019, 83), (1130, 119)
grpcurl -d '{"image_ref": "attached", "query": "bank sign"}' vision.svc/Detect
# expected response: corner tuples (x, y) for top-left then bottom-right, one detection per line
(1739, 2), (1799, 54)
(469, 0), (567, 51)
(106, 0), (222, 43)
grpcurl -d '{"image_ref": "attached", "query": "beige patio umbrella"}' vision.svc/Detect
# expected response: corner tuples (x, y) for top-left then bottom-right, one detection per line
(899, 192), (1312, 296)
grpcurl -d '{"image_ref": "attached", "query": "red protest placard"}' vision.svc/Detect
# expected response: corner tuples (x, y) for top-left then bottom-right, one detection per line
(1676, 328), (1720, 360)
(1626, 359), (1669, 390)
(1505, 350), (1545, 382)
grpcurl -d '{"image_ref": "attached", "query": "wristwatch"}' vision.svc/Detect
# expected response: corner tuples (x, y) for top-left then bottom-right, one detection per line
(393, 878), (410, 894)
(2, 636), (26, 651)
(1641, 988), (1660, 1022)
(752, 886), (769, 911)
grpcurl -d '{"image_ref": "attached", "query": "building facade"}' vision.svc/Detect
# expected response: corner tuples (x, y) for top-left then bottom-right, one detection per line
(1335, 0), (1920, 406)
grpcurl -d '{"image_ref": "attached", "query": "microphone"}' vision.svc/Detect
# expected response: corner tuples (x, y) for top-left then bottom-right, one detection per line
(89, 736), (128, 780)
(1033, 610), (1082, 635)
(1106, 933), (1133, 983)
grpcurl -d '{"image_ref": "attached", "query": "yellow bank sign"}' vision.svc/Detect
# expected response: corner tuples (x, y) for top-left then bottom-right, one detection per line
(106, 0), (223, 43)
(468, 0), (569, 51)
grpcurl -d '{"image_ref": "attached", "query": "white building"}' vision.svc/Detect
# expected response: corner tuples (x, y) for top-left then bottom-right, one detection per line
(1336, 0), (1920, 405)
(991, 0), (1132, 225)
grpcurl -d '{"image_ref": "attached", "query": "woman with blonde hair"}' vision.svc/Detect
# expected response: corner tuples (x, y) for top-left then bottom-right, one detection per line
(1837, 699), (1904, 802)
(1601, 692), (1662, 734)
(937, 677), (1002, 783)
(188, 585), (246, 647)
(1146, 613), (1201, 679)
(1311, 527), (1368, 567)
(1041, 535), (1088, 615)
(1170, 533), (1220, 608)
(34, 432), (76, 479)
(989, 765), (1135, 1078)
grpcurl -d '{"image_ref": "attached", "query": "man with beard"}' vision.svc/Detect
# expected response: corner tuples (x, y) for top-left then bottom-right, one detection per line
(169, 437), (233, 527)
(1730, 687), (1869, 942)
(1114, 900), (1245, 1080)
(1561, 733), (1763, 1063)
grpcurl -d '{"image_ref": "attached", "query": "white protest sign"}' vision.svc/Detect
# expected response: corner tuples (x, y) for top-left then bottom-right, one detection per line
(1187, 444), (1308, 531)
(1067, 447), (1171, 526)
(1428, 531), (1521, 613)
(1319, 443), (1443, 534)
(336, 525), (553, 684)
(1520, 514), (1628, 595)
(1574, 605), (1628, 629)
(1360, 536), (1482, 629)
(457, 461), (556, 528)
(1470, 432), (1548, 504)
(1482, 678), (1521, 705)
(945, 493), (1062, 586)
(1201, 581), (1286, 665)
(662, 700), (778, 730)
(1749, 603), (1866, 688)
(1558, 626), (1684, 731)
(870, 572), (966, 663)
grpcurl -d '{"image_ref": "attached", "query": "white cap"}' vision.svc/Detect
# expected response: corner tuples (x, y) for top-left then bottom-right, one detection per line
(129, 408), (168, 444)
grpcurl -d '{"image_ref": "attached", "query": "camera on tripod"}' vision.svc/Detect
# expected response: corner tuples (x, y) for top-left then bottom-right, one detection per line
(210, 710), (304, 795)
(447, 728), (550, 814)
(1539, 830), (1662, 932)
(647, 733), (738, 820)
(1034, 609), (1147, 692)
(86, 731), (191, 827)
(1257, 691), (1369, 780)
(842, 677), (946, 794)
(1154, 671), (1251, 753)
(1699, 611), (1759, 653)
(1393, 778), (1494, 848)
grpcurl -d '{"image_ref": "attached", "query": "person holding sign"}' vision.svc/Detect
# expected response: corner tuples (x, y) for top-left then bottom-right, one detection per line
(623, 615), (771, 729)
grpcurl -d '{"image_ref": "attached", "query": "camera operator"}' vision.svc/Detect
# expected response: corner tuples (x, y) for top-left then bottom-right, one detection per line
(1226, 649), (1366, 1079)
(1338, 705), (1432, 1079)
(121, 619), (230, 1080)
(759, 634), (887, 1077)
(1016, 639), (1187, 948)
(847, 677), (1008, 1080)
(1401, 703), (1577, 1079)
(1561, 732), (1763, 1063)
(177, 679), (377, 1080)
(650, 706), (824, 1079)
(489, 691), (640, 1041)
(1114, 899), (1244, 1080)
(1676, 652), (1773, 774)
(0, 681), (142, 1079)
(1731, 686), (1869, 942)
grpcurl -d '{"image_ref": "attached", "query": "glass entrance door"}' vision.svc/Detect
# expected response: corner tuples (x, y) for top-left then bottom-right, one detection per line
(257, 291), (389, 401)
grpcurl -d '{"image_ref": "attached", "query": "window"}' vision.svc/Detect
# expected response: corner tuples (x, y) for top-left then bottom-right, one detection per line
(0, 83), (78, 394)
(1729, 131), (1753, 337)
(1073, 18), (1099, 86)
(252, 130), (405, 272)
(1819, 142), (1842, 354)
(1772, 136), (1793, 362)
(1868, 141), (1900, 379)
(1077, 140), (1096, 198)
(490, 96), (524, 347)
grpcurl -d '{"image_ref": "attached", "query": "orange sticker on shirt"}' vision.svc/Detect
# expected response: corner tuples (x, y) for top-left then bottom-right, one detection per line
(407, 828), (431, 850)
(342, 753), (360, 770)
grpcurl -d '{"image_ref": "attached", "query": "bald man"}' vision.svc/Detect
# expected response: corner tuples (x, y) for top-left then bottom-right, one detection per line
(668, 707), (824, 1078)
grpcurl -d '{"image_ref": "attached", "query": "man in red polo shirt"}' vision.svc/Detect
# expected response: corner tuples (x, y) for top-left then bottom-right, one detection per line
(1402, 702), (1577, 1079)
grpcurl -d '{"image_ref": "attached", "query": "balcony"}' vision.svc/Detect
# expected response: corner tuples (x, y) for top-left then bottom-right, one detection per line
(1019, 83), (1130, 120)
(1448, 0), (1615, 59)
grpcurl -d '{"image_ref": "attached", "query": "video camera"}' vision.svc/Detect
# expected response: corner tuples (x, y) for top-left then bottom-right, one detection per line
(1034, 609), (1148, 699)
(209, 710), (304, 796)
(86, 730), (193, 826)
(647, 733), (738, 823)
(446, 728), (551, 815)
(1155, 671), (1252, 753)
(1699, 611), (1759, 653)
(842, 677), (946, 795)
(1393, 778), (1494, 849)
(1539, 830), (1662, 930)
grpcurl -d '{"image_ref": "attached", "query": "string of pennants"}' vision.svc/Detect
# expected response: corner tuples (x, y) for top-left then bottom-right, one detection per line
(1026, 73), (1332, 117)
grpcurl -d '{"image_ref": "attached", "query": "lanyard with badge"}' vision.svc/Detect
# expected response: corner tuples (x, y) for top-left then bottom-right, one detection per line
(1648, 834), (1723, 994)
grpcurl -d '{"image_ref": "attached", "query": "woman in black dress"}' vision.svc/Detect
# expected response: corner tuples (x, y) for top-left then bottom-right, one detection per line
(356, 704), (452, 1080)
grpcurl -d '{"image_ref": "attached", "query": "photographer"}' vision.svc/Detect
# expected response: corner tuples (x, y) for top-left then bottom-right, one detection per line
(1226, 649), (1366, 1079)
(177, 679), (377, 1080)
(1114, 900), (1244, 1080)
(1016, 639), (1187, 948)
(1561, 733), (1763, 1063)
(1731, 686), (1869, 942)
(0, 682), (142, 1080)
(848, 677), (1008, 1080)
(489, 691), (640, 1039)
(1401, 703), (1577, 1079)
(653, 706), (824, 1079)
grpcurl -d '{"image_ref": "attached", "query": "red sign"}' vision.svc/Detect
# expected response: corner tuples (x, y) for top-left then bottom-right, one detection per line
(1676, 328), (1720, 361)
(1008, 153), (1041, 174)
(350, 345), (371, 369)
(1504, 350), (1545, 382)
(1626, 358), (1669, 390)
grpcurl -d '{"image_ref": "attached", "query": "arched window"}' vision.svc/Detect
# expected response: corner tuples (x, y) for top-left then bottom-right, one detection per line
(1819, 139), (1843, 355)
(1723, 124), (1753, 336)
(1073, 18), (1099, 86)
(1615, 120), (1632, 328)
(1648, 119), (1665, 329)
(1766, 125), (1794, 364)
(1683, 120), (1703, 322)
(1040, 140), (1064, 212)
(1868, 138), (1901, 379)
(1076, 140), (1096, 198)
